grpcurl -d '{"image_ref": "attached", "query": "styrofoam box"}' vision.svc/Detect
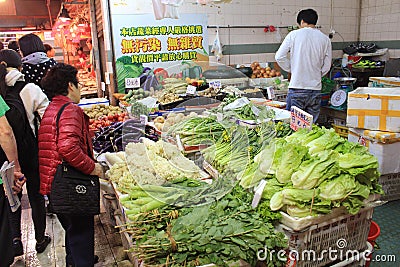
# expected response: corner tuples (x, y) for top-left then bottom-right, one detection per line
(346, 87), (400, 132)
(78, 98), (109, 109)
(348, 128), (400, 174)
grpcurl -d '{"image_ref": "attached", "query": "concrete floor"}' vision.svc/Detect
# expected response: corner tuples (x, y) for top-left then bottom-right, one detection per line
(10, 192), (131, 267)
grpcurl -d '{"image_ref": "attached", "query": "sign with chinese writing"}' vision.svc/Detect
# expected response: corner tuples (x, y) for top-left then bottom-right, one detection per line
(111, 14), (208, 69)
(125, 77), (141, 89)
(290, 106), (313, 131)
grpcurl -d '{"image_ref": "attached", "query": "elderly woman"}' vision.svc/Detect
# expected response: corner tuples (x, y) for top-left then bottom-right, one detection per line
(38, 63), (102, 267)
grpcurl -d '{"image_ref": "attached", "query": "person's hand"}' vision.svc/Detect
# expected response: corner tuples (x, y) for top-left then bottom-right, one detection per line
(13, 171), (26, 194)
(90, 163), (103, 177)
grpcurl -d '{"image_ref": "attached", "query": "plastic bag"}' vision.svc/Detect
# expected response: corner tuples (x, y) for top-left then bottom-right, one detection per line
(152, 0), (165, 20)
(211, 28), (223, 61)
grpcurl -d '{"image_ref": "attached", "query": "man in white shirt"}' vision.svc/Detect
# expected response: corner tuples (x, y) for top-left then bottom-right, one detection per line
(275, 9), (332, 122)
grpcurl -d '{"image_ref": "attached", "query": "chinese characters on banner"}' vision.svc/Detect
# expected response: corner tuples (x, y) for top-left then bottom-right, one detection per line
(290, 106), (313, 131)
(112, 14), (208, 66)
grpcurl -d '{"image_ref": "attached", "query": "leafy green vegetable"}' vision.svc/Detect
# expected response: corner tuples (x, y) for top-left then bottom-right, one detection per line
(132, 186), (287, 267)
(291, 150), (340, 189)
(275, 141), (309, 184)
(115, 56), (144, 93)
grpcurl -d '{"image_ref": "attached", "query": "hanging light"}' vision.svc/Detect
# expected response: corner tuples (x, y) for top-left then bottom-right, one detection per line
(59, 4), (71, 21)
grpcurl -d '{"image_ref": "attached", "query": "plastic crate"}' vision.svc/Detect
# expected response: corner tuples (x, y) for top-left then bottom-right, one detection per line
(332, 124), (349, 138)
(278, 207), (373, 267)
(379, 173), (400, 201)
(329, 242), (373, 267)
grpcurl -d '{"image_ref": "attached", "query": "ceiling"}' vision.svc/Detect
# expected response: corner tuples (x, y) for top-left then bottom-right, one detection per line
(0, 0), (88, 31)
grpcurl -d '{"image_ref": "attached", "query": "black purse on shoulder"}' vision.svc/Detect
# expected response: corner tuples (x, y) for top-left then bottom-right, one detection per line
(50, 103), (100, 216)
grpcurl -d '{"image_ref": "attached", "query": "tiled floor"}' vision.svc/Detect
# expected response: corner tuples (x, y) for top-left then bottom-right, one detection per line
(369, 200), (400, 267)
(10, 192), (131, 267)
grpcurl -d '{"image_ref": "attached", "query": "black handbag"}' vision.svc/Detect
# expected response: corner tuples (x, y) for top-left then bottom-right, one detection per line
(50, 103), (100, 215)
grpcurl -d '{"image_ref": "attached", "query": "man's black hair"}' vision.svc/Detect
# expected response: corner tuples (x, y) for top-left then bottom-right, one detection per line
(297, 9), (318, 25)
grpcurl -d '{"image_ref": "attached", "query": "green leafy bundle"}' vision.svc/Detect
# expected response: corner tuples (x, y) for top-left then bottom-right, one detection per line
(132, 186), (287, 267)
(250, 126), (384, 217)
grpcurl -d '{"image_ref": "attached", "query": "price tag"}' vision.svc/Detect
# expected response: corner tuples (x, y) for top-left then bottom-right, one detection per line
(252, 179), (267, 208)
(125, 77), (141, 89)
(266, 86), (275, 100)
(251, 105), (260, 116)
(175, 134), (184, 151)
(186, 85), (197, 95)
(139, 114), (148, 125)
(290, 106), (313, 131)
(209, 80), (221, 89)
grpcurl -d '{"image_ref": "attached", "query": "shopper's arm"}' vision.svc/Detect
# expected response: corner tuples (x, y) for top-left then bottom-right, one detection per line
(275, 36), (291, 72)
(0, 115), (25, 193)
(321, 41), (333, 76)
(0, 115), (20, 172)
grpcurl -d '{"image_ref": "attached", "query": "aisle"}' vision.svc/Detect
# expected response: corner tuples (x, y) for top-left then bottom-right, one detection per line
(10, 192), (131, 267)
(370, 200), (400, 267)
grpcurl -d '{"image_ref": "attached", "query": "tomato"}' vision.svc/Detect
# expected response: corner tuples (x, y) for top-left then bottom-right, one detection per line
(89, 119), (94, 124)
(118, 117), (123, 122)
(154, 68), (169, 84)
(154, 68), (169, 79)
(107, 114), (114, 120)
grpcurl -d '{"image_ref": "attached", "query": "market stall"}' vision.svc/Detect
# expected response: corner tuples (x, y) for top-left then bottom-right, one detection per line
(84, 66), (384, 266)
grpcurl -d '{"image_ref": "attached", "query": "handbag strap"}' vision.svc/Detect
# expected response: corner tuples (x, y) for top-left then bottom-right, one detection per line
(55, 102), (92, 158)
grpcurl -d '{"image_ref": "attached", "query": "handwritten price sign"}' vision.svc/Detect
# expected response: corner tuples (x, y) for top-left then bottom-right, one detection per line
(125, 77), (141, 89)
(290, 106), (313, 131)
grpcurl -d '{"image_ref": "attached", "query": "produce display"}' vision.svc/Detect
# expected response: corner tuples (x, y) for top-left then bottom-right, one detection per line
(84, 105), (127, 131)
(153, 112), (198, 132)
(92, 119), (158, 153)
(123, 139), (203, 187)
(97, 63), (385, 267)
(250, 61), (281, 78)
(84, 104), (125, 120)
(167, 116), (225, 146)
(100, 115), (384, 267)
(210, 95), (276, 122)
(240, 126), (383, 216)
(122, 88), (151, 103)
(129, 101), (150, 118)
(124, 185), (286, 267)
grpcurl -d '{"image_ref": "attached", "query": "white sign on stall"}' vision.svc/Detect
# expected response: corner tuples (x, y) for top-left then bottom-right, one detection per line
(290, 106), (313, 131)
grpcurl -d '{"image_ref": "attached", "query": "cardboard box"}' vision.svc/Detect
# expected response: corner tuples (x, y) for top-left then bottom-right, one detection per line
(348, 127), (400, 174)
(346, 87), (400, 132)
